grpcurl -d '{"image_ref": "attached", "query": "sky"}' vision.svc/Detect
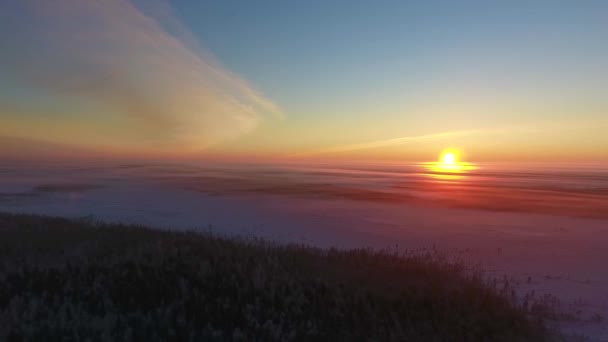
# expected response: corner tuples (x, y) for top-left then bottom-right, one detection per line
(1, 0), (607, 162)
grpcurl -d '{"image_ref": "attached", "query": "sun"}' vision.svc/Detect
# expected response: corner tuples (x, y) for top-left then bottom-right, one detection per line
(439, 150), (458, 165)
(423, 149), (475, 178)
(442, 152), (456, 165)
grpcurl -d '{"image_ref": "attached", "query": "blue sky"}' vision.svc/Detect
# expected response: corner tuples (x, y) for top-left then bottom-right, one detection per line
(174, 0), (608, 120)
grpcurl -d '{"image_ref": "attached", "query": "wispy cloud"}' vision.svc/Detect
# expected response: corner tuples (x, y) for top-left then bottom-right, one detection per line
(297, 130), (483, 156)
(296, 121), (608, 157)
(0, 0), (280, 153)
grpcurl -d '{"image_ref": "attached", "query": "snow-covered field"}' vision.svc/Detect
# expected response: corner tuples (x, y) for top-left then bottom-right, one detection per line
(1, 160), (607, 340)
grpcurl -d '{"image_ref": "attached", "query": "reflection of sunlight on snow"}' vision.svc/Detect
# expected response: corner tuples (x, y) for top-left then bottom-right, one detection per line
(421, 162), (477, 181)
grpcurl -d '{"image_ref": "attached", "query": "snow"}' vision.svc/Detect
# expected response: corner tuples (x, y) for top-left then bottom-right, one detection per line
(1, 160), (607, 340)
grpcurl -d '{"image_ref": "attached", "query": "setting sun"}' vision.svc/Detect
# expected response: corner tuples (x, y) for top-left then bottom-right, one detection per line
(439, 150), (460, 165)
(423, 149), (476, 178)
(442, 152), (456, 165)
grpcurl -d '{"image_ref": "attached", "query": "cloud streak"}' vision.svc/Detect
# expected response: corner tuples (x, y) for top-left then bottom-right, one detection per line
(295, 121), (608, 157)
(0, 0), (280, 154)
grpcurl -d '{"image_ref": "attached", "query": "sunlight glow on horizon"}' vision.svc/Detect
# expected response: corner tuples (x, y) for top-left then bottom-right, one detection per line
(422, 149), (477, 180)
(442, 152), (456, 165)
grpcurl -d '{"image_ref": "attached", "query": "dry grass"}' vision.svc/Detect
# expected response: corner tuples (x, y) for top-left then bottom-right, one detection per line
(0, 212), (553, 341)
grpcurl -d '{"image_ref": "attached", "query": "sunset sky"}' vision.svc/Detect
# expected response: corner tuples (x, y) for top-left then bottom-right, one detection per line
(1, 0), (607, 162)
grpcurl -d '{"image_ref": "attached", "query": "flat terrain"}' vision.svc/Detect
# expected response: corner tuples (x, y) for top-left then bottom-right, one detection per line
(2, 161), (607, 339)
